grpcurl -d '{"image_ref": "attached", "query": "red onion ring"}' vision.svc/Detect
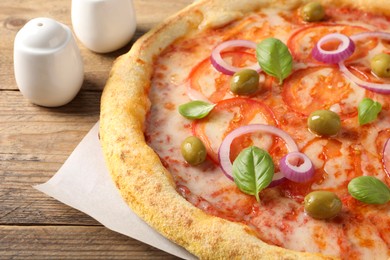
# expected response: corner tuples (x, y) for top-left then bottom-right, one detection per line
(279, 152), (315, 183)
(218, 124), (298, 181)
(336, 31), (390, 94)
(384, 138), (390, 177)
(267, 171), (287, 188)
(311, 33), (355, 64)
(210, 40), (261, 75)
(339, 62), (390, 94)
(350, 31), (390, 42)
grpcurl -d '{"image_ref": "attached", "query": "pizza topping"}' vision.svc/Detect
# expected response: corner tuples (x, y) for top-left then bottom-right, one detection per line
(210, 40), (261, 75)
(256, 38), (293, 84)
(189, 51), (251, 103)
(370, 53), (390, 78)
(304, 191), (342, 219)
(218, 124), (298, 180)
(350, 31), (390, 44)
(193, 98), (278, 163)
(232, 146), (274, 202)
(337, 31), (390, 94)
(348, 176), (390, 204)
(288, 24), (371, 64)
(339, 61), (390, 94)
(181, 136), (207, 166)
(300, 2), (325, 22)
(178, 100), (215, 119)
(282, 66), (362, 119)
(268, 171), (287, 188)
(230, 69), (260, 95)
(186, 81), (211, 103)
(349, 31), (390, 66)
(307, 110), (341, 136)
(384, 138), (390, 175)
(358, 98), (382, 125)
(279, 151), (315, 183)
(311, 33), (355, 64)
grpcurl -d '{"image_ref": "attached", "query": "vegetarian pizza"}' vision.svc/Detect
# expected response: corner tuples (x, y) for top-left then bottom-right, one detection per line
(100, 0), (390, 259)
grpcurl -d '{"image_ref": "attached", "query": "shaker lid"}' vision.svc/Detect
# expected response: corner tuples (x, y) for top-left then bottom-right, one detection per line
(15, 17), (70, 51)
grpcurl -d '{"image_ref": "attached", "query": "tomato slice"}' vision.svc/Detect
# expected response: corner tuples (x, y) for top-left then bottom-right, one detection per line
(280, 138), (363, 199)
(287, 24), (376, 64)
(282, 66), (363, 119)
(347, 63), (390, 85)
(189, 51), (266, 103)
(345, 63), (390, 104)
(192, 97), (278, 163)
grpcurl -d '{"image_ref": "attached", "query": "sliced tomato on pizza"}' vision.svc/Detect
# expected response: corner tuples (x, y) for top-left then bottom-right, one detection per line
(192, 97), (278, 163)
(348, 63), (390, 85)
(279, 137), (364, 199)
(287, 24), (376, 64)
(282, 66), (365, 119)
(188, 51), (272, 103)
(189, 51), (254, 103)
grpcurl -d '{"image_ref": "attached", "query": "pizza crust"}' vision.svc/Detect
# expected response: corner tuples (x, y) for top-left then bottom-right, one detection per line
(100, 0), (388, 258)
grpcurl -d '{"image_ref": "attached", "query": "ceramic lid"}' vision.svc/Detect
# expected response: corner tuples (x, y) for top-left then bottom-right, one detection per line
(15, 17), (70, 51)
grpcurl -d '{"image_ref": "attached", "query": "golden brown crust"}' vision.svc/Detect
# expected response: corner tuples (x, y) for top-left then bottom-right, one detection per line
(100, 0), (388, 258)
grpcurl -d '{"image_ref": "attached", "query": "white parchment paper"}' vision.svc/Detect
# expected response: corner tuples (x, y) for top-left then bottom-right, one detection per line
(35, 122), (196, 260)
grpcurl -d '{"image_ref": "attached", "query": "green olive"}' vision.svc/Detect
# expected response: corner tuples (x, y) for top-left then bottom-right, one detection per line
(308, 110), (341, 136)
(300, 2), (325, 22)
(230, 69), (260, 95)
(304, 191), (342, 219)
(370, 53), (390, 78)
(181, 136), (207, 166)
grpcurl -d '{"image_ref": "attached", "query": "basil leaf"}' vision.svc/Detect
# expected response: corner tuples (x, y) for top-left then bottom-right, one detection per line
(256, 38), (293, 85)
(348, 176), (390, 204)
(178, 101), (215, 119)
(232, 146), (274, 202)
(358, 98), (382, 125)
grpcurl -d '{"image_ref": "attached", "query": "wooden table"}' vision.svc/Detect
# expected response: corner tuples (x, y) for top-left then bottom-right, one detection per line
(0, 0), (192, 258)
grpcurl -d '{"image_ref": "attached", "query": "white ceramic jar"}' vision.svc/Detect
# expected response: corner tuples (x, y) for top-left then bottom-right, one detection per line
(14, 17), (84, 107)
(71, 0), (136, 53)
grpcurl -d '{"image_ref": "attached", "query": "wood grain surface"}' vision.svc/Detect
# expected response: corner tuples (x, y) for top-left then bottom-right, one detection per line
(0, 0), (192, 258)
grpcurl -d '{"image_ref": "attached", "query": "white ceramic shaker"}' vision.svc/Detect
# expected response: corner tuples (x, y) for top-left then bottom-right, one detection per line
(71, 0), (136, 53)
(14, 17), (84, 107)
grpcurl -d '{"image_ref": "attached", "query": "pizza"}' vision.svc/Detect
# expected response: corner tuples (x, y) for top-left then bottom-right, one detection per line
(99, 0), (390, 259)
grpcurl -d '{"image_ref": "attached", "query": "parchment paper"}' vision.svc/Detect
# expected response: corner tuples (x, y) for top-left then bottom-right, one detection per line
(35, 122), (196, 260)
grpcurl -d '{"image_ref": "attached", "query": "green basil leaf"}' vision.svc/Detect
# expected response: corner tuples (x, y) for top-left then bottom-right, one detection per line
(348, 176), (390, 204)
(232, 146), (274, 202)
(358, 98), (382, 125)
(256, 38), (293, 85)
(178, 101), (215, 119)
